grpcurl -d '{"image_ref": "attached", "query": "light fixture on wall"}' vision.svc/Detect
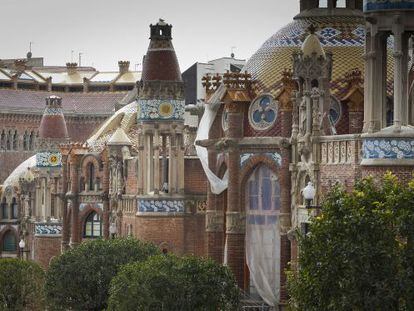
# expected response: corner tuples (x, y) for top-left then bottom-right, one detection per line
(302, 182), (320, 210)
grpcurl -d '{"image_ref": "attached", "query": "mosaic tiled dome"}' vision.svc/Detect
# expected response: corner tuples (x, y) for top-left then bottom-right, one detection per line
(244, 15), (380, 97)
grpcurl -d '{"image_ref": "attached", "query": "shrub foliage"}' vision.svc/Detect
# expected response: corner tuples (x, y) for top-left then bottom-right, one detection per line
(45, 238), (160, 311)
(288, 173), (414, 311)
(0, 258), (45, 310)
(108, 254), (241, 311)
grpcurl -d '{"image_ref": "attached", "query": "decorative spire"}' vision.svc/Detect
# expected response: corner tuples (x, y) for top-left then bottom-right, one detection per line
(38, 95), (68, 140)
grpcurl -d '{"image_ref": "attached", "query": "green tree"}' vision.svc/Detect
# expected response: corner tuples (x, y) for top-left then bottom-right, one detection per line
(0, 258), (45, 310)
(45, 238), (160, 311)
(108, 254), (240, 311)
(288, 173), (414, 311)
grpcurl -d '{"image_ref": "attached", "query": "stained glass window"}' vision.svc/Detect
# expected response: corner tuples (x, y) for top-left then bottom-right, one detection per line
(248, 95), (278, 131)
(84, 212), (102, 238)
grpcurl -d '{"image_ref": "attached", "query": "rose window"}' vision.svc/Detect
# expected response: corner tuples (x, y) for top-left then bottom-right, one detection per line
(248, 95), (278, 131)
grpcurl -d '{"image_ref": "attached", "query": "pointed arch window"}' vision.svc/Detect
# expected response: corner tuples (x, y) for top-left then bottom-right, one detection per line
(11, 198), (18, 219)
(12, 130), (18, 150)
(84, 211), (102, 238)
(0, 130), (5, 149)
(88, 163), (95, 191)
(2, 231), (17, 252)
(1, 198), (8, 219)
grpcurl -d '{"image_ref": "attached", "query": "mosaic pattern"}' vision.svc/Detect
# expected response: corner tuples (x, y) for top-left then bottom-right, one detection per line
(35, 223), (62, 235)
(36, 152), (62, 167)
(44, 107), (63, 115)
(240, 152), (282, 168)
(364, 0), (414, 11)
(80, 202), (103, 211)
(138, 99), (185, 121)
(248, 95), (278, 131)
(363, 138), (414, 159)
(137, 199), (184, 213)
(244, 16), (393, 98)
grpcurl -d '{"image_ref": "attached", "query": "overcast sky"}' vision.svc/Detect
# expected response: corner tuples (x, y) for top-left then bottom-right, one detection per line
(2, 0), (299, 71)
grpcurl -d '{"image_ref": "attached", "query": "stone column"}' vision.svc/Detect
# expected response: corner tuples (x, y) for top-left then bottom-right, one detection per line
(205, 146), (224, 263)
(177, 132), (185, 194)
(224, 102), (244, 288)
(138, 132), (145, 195)
(168, 132), (177, 193)
(153, 129), (160, 194)
(280, 101), (292, 303)
(69, 154), (80, 247)
(393, 25), (404, 129)
(161, 135), (168, 188)
(61, 154), (70, 251)
(102, 153), (110, 239)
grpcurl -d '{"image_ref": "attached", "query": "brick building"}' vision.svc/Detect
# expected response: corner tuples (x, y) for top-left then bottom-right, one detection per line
(0, 59), (140, 183)
(196, 0), (414, 309)
(1, 2), (414, 310)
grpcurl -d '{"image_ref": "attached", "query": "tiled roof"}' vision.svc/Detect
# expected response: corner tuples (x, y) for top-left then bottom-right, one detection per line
(0, 88), (126, 115)
(244, 16), (394, 97)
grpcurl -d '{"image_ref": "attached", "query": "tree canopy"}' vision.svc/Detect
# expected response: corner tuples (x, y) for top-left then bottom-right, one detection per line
(45, 238), (160, 311)
(108, 254), (240, 311)
(288, 173), (414, 311)
(0, 258), (45, 310)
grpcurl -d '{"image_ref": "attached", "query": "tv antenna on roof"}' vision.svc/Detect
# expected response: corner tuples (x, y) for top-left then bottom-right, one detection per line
(27, 42), (34, 59)
(231, 46), (236, 58)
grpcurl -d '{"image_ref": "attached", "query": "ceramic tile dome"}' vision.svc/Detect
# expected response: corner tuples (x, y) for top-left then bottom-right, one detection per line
(244, 13), (393, 97)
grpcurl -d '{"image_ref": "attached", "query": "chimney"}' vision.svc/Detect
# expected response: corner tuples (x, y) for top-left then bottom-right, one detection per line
(66, 62), (78, 75)
(14, 59), (27, 72)
(118, 61), (130, 74)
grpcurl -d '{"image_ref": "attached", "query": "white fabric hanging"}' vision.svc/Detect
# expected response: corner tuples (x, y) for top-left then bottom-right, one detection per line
(194, 84), (228, 195)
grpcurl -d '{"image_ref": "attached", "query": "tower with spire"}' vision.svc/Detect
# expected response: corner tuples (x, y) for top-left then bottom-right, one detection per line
(136, 19), (185, 197)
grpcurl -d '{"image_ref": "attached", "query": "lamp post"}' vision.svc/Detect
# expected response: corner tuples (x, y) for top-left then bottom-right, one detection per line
(19, 239), (25, 259)
(109, 223), (117, 239)
(302, 182), (320, 210)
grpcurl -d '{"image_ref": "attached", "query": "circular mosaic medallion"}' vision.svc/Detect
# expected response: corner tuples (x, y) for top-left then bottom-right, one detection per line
(248, 95), (278, 131)
(158, 102), (174, 118)
(48, 154), (59, 166)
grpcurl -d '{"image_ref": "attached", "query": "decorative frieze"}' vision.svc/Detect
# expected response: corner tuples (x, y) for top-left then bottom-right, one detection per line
(35, 223), (62, 236)
(137, 198), (184, 213)
(363, 138), (414, 160)
(240, 152), (282, 168)
(36, 151), (62, 167)
(79, 202), (103, 211)
(138, 99), (185, 121)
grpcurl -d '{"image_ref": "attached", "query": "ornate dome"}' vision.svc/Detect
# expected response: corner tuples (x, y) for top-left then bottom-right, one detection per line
(244, 13), (392, 97)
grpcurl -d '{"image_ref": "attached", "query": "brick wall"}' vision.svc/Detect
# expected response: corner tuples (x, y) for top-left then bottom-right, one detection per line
(319, 163), (361, 195)
(133, 215), (206, 256)
(33, 236), (62, 268)
(184, 159), (207, 194)
(361, 166), (414, 184)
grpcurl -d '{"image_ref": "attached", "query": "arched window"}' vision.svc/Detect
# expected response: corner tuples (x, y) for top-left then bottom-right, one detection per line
(23, 131), (28, 150)
(11, 198), (18, 219)
(84, 212), (102, 238)
(1, 198), (8, 219)
(88, 163), (95, 191)
(2, 231), (17, 252)
(6, 130), (11, 150)
(245, 165), (281, 299)
(0, 130), (5, 149)
(12, 130), (18, 150)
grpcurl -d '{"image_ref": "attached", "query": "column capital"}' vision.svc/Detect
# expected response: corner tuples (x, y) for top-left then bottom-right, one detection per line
(226, 211), (245, 234)
(206, 210), (224, 232)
